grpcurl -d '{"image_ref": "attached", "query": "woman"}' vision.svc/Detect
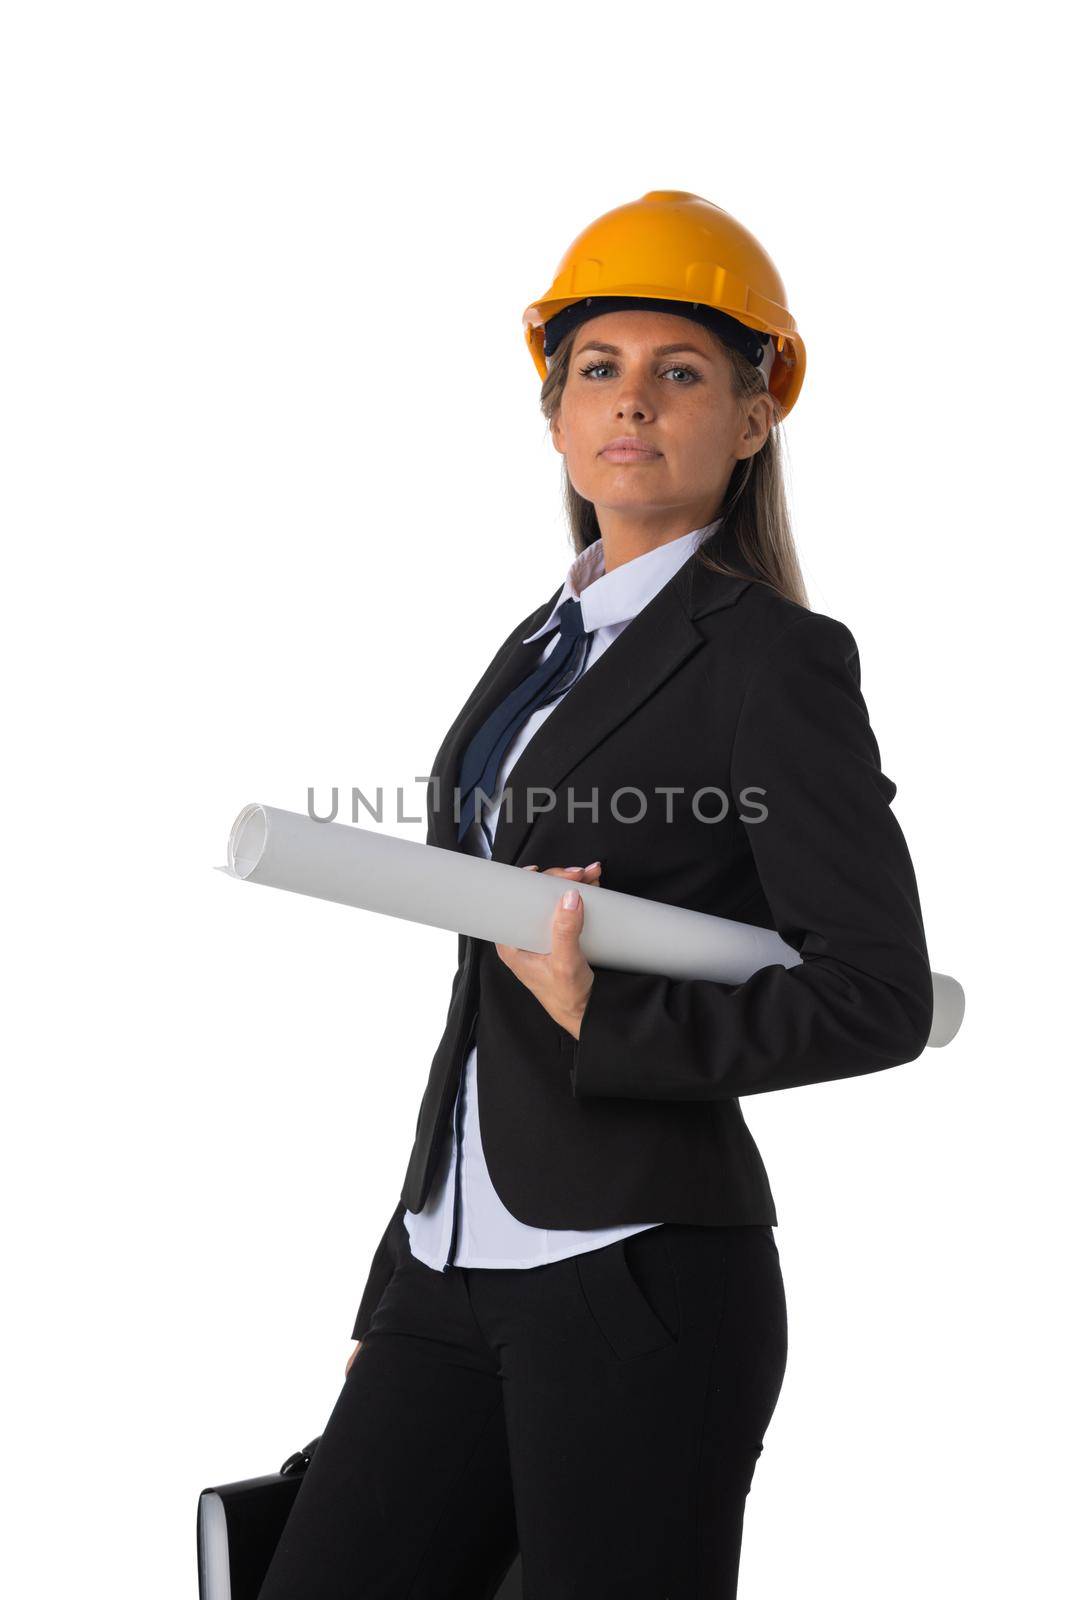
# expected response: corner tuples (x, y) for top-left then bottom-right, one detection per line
(258, 191), (934, 1600)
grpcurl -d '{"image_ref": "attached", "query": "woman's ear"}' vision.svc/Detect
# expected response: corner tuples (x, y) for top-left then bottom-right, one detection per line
(550, 409), (567, 456)
(737, 391), (775, 460)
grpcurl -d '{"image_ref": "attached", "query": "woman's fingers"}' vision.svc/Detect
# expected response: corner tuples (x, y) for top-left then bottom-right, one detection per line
(538, 862), (602, 880)
(345, 1339), (362, 1377)
(553, 878), (586, 959)
(499, 864), (602, 970)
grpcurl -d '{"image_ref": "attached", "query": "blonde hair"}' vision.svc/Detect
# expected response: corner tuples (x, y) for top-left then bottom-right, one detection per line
(538, 323), (810, 609)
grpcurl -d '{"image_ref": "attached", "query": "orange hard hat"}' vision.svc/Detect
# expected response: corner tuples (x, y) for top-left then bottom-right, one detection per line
(522, 190), (806, 417)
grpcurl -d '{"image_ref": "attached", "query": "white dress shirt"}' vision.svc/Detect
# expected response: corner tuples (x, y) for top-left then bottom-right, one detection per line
(404, 518), (724, 1271)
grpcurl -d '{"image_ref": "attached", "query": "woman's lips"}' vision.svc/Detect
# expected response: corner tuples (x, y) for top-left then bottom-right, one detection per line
(599, 446), (662, 463)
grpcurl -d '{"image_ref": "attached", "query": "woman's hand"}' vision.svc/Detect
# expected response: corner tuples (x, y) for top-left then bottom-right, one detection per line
(345, 1340), (362, 1377)
(494, 863), (602, 1040)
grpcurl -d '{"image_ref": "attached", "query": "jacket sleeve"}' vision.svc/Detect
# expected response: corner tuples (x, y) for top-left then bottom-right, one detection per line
(350, 1199), (406, 1341)
(569, 610), (934, 1101)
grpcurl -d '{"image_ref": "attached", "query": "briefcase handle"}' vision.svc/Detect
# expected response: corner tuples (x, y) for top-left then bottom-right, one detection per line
(279, 1437), (321, 1476)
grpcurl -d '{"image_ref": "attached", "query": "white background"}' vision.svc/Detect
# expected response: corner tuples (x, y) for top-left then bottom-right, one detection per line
(3, 3), (1063, 1595)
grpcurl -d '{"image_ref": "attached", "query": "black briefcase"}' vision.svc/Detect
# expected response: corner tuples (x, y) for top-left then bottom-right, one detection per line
(196, 1435), (524, 1599)
(196, 1436), (321, 1600)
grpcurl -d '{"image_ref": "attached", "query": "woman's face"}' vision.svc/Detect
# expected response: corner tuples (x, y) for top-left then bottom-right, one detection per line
(549, 309), (773, 527)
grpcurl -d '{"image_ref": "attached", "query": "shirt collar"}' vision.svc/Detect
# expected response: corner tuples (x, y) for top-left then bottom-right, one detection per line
(522, 518), (724, 643)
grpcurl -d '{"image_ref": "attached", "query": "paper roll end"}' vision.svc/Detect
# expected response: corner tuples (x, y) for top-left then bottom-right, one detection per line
(928, 972), (965, 1048)
(228, 802), (269, 880)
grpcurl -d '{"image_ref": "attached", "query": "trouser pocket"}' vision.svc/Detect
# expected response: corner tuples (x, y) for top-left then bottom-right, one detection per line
(574, 1227), (681, 1361)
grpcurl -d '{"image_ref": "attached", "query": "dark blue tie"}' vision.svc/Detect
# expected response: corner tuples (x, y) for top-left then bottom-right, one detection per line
(456, 597), (593, 846)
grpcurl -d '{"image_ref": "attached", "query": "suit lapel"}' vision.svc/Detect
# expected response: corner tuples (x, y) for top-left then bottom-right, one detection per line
(489, 555), (753, 864)
(428, 548), (755, 862)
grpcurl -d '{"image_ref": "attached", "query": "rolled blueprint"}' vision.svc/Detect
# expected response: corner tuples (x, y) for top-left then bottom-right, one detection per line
(221, 803), (965, 1049)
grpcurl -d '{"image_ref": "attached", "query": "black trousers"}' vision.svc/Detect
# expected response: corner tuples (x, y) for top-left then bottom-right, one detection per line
(258, 1218), (788, 1599)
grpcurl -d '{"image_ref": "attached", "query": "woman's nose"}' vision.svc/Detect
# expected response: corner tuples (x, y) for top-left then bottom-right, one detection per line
(615, 396), (653, 421)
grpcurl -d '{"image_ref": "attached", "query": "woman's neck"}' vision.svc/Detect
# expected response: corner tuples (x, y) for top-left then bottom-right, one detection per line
(597, 508), (718, 574)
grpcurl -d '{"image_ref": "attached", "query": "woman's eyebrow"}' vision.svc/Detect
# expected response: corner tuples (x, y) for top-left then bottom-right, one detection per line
(574, 340), (711, 359)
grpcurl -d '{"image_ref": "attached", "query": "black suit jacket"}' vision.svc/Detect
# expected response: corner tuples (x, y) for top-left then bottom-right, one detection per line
(351, 548), (934, 1339)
